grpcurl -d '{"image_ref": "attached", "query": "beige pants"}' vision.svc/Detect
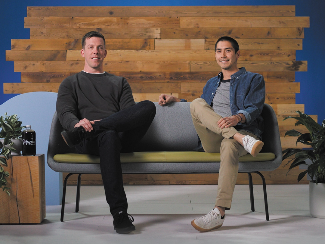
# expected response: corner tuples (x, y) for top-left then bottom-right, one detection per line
(190, 98), (258, 209)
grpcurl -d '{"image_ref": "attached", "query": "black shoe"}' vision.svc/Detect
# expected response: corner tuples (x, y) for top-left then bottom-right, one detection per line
(61, 127), (85, 148)
(113, 211), (135, 234)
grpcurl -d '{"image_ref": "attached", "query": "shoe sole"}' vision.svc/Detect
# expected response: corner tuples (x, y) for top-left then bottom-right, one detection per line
(191, 220), (223, 232)
(114, 225), (135, 234)
(250, 141), (264, 157)
(61, 131), (74, 148)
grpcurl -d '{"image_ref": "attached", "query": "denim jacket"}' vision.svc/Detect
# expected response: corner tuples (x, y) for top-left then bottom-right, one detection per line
(201, 67), (265, 139)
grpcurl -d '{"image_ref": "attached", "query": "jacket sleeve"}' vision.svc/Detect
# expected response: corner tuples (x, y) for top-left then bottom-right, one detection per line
(56, 78), (80, 131)
(238, 74), (265, 124)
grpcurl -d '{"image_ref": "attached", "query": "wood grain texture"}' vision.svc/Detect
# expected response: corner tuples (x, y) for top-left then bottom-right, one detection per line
(11, 39), (154, 50)
(0, 155), (45, 224)
(25, 17), (180, 28)
(27, 6), (296, 17)
(161, 27), (304, 39)
(30, 28), (160, 39)
(180, 17), (309, 28)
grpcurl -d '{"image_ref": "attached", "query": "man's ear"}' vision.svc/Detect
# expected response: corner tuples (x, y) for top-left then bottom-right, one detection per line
(236, 50), (240, 59)
(81, 49), (85, 58)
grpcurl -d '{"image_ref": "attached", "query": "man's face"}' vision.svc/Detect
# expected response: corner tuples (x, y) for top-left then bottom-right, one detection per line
(215, 40), (239, 72)
(81, 37), (107, 73)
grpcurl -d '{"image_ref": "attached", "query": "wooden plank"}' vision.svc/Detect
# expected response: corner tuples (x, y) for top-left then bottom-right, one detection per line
(130, 83), (180, 93)
(3, 83), (60, 94)
(11, 39), (154, 50)
(180, 17), (310, 28)
(25, 17), (180, 29)
(205, 39), (303, 50)
(11, 39), (80, 50)
(19, 71), (295, 83)
(265, 82), (300, 94)
(269, 104), (304, 115)
(21, 72), (72, 83)
(281, 136), (311, 148)
(155, 39), (205, 50)
(30, 28), (160, 39)
(265, 93), (296, 104)
(118, 71), (295, 83)
(161, 27), (304, 39)
(14, 61), (190, 73)
(6, 50), (66, 61)
(27, 6), (296, 17)
(115, 72), (218, 83)
(66, 49), (296, 62)
(0, 155), (45, 224)
(259, 71), (295, 82)
(190, 61), (307, 72)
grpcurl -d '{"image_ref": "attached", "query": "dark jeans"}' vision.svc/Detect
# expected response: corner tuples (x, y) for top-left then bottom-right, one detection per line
(75, 100), (156, 215)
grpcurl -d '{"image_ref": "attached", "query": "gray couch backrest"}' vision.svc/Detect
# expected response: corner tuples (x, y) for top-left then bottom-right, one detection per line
(135, 102), (198, 151)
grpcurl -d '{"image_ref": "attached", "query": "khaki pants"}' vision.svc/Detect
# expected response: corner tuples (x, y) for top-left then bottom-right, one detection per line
(190, 98), (258, 209)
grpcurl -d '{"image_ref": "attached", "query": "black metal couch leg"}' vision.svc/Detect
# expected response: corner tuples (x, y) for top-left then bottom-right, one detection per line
(75, 174), (82, 213)
(247, 173), (255, 212)
(61, 173), (74, 222)
(254, 171), (270, 221)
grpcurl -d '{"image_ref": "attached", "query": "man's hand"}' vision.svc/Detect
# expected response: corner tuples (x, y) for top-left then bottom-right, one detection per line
(158, 94), (180, 106)
(218, 115), (240, 129)
(74, 118), (97, 132)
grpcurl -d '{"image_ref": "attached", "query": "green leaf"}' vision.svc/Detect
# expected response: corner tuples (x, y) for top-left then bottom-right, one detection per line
(298, 170), (308, 182)
(284, 129), (302, 137)
(0, 157), (7, 166)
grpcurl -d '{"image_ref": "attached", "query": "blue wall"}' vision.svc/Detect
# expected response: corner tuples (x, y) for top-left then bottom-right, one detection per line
(1, 0), (325, 205)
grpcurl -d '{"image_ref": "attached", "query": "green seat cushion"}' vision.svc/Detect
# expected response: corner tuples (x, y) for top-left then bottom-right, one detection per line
(53, 151), (275, 164)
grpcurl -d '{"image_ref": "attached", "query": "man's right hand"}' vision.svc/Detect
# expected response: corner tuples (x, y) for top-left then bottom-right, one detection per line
(74, 118), (96, 132)
(158, 94), (180, 106)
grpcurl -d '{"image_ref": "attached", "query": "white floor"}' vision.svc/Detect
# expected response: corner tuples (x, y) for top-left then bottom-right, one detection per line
(1, 184), (325, 244)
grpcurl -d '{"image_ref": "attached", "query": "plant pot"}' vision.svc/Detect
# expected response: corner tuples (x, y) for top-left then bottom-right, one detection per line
(0, 138), (23, 156)
(309, 181), (325, 218)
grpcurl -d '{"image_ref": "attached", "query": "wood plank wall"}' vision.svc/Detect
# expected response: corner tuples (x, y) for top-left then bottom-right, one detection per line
(5, 6), (312, 185)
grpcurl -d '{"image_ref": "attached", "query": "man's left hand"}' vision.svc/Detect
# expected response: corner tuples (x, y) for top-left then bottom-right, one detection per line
(218, 116), (239, 129)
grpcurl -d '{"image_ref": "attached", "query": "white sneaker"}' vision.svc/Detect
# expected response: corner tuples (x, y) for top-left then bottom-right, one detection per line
(191, 208), (225, 232)
(242, 135), (264, 157)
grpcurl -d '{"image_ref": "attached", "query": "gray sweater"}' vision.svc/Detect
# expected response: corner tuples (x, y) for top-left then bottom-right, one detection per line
(56, 71), (135, 131)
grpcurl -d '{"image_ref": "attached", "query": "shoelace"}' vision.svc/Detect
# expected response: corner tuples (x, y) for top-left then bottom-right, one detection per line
(201, 209), (220, 224)
(242, 136), (254, 152)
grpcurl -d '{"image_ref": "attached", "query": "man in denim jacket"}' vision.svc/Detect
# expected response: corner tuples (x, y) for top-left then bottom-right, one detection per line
(159, 36), (265, 232)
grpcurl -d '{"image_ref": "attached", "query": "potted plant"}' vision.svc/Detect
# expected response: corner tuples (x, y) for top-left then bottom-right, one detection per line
(0, 113), (25, 155)
(282, 111), (325, 218)
(0, 113), (25, 195)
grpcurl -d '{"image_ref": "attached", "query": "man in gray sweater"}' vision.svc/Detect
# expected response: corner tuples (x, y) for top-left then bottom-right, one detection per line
(56, 31), (156, 234)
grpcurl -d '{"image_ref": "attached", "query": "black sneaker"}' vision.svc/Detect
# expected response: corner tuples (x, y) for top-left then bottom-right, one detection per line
(113, 211), (135, 234)
(61, 127), (86, 148)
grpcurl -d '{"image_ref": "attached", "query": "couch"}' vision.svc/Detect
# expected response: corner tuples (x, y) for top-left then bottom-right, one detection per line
(47, 102), (282, 221)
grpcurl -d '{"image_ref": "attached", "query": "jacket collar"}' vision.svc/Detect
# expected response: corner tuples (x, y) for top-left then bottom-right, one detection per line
(217, 67), (246, 81)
